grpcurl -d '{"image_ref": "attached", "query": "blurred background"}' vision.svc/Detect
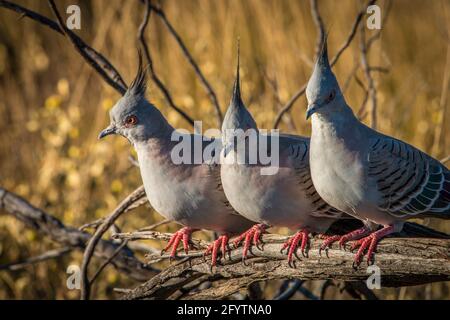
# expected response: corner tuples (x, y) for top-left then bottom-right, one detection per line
(0, 0), (448, 299)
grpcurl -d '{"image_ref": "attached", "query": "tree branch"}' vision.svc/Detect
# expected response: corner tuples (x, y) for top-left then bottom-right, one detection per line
(0, 247), (73, 271)
(149, 3), (223, 125)
(80, 185), (147, 300)
(120, 233), (450, 300)
(273, 0), (377, 128)
(0, 0), (128, 94)
(138, 0), (195, 127)
(0, 187), (155, 281)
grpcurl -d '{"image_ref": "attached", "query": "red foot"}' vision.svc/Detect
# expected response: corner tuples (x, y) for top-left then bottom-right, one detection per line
(204, 235), (230, 267)
(351, 225), (395, 266)
(233, 224), (267, 262)
(319, 226), (371, 255)
(162, 227), (194, 258)
(280, 229), (310, 266)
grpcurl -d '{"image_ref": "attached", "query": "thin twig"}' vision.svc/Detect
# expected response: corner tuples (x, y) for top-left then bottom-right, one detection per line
(149, 3), (223, 125)
(273, 279), (304, 300)
(440, 155), (450, 164)
(138, 0), (195, 126)
(359, 24), (377, 129)
(89, 239), (130, 285)
(310, 0), (326, 58)
(273, 0), (377, 128)
(0, 187), (155, 281)
(80, 185), (146, 300)
(79, 218), (104, 231)
(0, 247), (72, 271)
(113, 230), (209, 249)
(0, 0), (127, 94)
(330, 0), (377, 67)
(137, 218), (173, 232)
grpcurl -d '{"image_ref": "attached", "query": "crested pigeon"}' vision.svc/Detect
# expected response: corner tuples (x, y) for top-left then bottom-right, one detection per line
(306, 38), (450, 266)
(98, 54), (254, 266)
(220, 49), (345, 264)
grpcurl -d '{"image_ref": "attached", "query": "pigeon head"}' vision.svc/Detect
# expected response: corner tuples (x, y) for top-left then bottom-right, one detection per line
(306, 37), (345, 120)
(98, 53), (170, 144)
(221, 47), (257, 146)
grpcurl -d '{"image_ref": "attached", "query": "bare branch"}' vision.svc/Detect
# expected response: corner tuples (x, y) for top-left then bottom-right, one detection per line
(273, 0), (377, 128)
(0, 187), (155, 281)
(441, 155), (450, 164)
(90, 240), (130, 285)
(121, 234), (450, 299)
(137, 218), (173, 232)
(138, 0), (195, 127)
(0, 0), (128, 94)
(329, 0), (377, 67)
(310, 0), (326, 58)
(80, 185), (147, 300)
(113, 230), (209, 249)
(149, 3), (223, 124)
(359, 24), (378, 129)
(0, 247), (72, 271)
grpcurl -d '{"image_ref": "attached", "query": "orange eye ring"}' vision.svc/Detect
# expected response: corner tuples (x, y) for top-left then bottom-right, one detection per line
(125, 115), (138, 126)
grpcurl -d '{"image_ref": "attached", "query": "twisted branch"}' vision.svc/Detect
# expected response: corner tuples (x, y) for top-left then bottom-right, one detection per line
(0, 187), (155, 281)
(119, 233), (450, 300)
(137, 0), (195, 127)
(149, 3), (223, 125)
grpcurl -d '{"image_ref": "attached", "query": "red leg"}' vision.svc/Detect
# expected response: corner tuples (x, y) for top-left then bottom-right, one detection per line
(221, 234), (229, 259)
(352, 225), (395, 266)
(162, 227), (195, 258)
(319, 226), (371, 255)
(232, 224), (267, 262)
(281, 229), (310, 266)
(203, 235), (230, 267)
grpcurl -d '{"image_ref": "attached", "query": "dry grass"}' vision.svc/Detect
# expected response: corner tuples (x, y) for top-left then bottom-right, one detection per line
(0, 0), (448, 299)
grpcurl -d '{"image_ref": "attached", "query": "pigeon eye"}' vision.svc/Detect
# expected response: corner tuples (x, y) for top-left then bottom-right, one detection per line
(125, 115), (138, 127)
(326, 90), (335, 103)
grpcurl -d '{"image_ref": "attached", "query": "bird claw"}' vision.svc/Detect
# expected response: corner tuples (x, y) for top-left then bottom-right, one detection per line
(281, 229), (310, 267)
(203, 235), (230, 268)
(233, 224), (267, 263)
(349, 225), (394, 267)
(162, 227), (194, 259)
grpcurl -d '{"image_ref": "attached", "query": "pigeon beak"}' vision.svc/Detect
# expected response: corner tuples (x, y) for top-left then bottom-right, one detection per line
(306, 103), (320, 120)
(98, 125), (117, 139)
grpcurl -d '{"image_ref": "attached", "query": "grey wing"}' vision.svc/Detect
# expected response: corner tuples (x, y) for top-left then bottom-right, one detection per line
(282, 136), (343, 220)
(202, 136), (242, 217)
(368, 137), (450, 219)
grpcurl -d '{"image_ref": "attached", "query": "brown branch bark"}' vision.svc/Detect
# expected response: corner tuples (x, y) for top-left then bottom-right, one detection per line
(120, 233), (450, 300)
(0, 187), (155, 281)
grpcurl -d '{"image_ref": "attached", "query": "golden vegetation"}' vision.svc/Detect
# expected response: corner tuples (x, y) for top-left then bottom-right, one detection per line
(0, 0), (448, 299)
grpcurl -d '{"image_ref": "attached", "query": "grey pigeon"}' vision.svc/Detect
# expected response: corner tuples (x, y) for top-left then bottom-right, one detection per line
(306, 38), (450, 265)
(98, 54), (254, 266)
(220, 51), (344, 264)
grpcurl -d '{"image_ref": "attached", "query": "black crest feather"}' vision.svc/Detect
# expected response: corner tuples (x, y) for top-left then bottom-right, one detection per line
(231, 38), (242, 105)
(127, 49), (147, 97)
(317, 32), (330, 68)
